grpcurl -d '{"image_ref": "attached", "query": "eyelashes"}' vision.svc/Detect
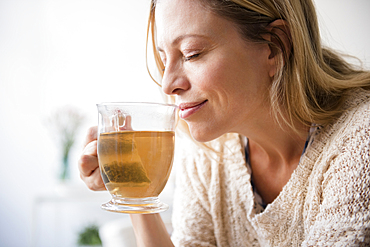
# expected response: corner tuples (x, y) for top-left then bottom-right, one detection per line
(161, 52), (201, 72)
(184, 53), (200, 61)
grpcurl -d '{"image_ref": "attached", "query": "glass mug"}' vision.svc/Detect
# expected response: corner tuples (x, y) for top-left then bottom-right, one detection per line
(97, 102), (177, 214)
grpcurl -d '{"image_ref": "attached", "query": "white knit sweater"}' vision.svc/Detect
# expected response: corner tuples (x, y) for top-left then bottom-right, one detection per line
(171, 89), (370, 246)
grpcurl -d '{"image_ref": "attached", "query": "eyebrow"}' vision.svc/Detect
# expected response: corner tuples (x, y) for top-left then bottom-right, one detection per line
(156, 34), (209, 52)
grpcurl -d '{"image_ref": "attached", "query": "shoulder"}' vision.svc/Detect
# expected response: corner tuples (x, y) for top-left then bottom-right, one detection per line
(172, 133), (242, 218)
(307, 88), (370, 193)
(175, 135), (212, 186)
(319, 88), (370, 144)
(302, 89), (370, 245)
(341, 88), (370, 126)
(333, 88), (370, 151)
(175, 133), (242, 184)
(314, 88), (370, 184)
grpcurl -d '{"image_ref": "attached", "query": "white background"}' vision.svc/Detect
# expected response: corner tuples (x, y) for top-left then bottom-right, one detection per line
(0, 0), (369, 246)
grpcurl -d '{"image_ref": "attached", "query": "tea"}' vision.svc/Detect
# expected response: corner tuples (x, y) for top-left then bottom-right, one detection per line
(97, 131), (175, 198)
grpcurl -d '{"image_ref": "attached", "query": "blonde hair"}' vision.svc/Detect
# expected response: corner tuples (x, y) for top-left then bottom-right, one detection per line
(146, 0), (370, 137)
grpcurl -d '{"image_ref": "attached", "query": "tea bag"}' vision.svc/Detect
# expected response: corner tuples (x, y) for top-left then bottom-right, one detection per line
(100, 113), (151, 187)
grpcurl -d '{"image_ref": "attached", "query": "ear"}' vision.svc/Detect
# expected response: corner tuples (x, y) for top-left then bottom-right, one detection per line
(265, 19), (292, 77)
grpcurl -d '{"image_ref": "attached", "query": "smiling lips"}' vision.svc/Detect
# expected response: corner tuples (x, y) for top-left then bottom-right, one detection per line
(178, 100), (208, 119)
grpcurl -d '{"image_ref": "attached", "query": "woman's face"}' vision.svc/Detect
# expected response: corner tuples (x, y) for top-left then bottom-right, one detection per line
(156, 0), (275, 142)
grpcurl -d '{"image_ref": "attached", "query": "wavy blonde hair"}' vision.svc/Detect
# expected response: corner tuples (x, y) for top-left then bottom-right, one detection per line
(146, 0), (370, 139)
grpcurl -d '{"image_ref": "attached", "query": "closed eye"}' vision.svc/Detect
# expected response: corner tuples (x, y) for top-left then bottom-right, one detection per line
(184, 53), (200, 62)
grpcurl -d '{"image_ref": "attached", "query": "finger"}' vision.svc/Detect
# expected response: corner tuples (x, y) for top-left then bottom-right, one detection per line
(119, 115), (132, 131)
(125, 115), (132, 130)
(78, 152), (99, 177)
(78, 141), (98, 177)
(82, 126), (98, 148)
(83, 140), (98, 157)
(80, 168), (106, 191)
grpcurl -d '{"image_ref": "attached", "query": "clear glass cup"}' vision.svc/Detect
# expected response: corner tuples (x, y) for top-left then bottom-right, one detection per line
(97, 102), (177, 214)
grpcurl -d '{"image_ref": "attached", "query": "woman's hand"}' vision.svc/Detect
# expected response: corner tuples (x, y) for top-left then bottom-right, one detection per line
(78, 126), (106, 191)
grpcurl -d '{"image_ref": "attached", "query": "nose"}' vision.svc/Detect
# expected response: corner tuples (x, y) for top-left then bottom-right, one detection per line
(161, 62), (190, 96)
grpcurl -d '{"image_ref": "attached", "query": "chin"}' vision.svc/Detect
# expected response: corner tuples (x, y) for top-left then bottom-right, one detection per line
(189, 127), (222, 143)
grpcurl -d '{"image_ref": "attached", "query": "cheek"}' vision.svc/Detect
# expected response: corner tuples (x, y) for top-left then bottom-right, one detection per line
(190, 58), (231, 92)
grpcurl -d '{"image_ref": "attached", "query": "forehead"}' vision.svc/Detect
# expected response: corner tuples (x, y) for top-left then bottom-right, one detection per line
(154, 0), (229, 46)
(155, 0), (208, 24)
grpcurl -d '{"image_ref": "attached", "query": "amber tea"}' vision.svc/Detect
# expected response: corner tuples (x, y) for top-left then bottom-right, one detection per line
(98, 130), (175, 198)
(97, 102), (177, 214)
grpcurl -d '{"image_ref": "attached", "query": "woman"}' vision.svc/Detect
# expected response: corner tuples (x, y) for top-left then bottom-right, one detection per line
(79, 0), (370, 246)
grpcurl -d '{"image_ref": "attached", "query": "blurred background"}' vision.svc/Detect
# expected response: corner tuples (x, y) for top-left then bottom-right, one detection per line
(0, 0), (369, 246)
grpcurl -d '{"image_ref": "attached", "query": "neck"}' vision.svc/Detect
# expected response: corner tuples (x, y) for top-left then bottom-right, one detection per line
(241, 117), (310, 204)
(241, 115), (309, 169)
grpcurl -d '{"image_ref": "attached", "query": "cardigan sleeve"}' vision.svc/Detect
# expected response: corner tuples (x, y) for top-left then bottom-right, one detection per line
(303, 116), (370, 246)
(170, 140), (218, 247)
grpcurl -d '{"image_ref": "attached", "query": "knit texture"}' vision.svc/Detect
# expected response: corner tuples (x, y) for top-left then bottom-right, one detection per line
(171, 89), (370, 246)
